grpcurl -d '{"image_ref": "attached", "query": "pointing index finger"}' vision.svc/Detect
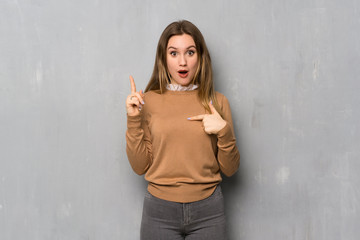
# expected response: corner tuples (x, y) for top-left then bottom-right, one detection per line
(129, 75), (136, 93)
(188, 115), (205, 121)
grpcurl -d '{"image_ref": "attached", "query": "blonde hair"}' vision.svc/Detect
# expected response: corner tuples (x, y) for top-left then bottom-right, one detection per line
(145, 20), (221, 114)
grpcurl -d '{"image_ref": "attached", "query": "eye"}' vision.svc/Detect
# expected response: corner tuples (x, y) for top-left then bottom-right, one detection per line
(170, 51), (177, 56)
(187, 50), (195, 56)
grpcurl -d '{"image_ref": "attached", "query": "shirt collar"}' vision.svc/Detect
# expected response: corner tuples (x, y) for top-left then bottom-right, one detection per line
(166, 83), (198, 91)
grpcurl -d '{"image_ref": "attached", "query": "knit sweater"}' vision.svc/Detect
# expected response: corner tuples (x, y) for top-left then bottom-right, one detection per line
(126, 89), (240, 203)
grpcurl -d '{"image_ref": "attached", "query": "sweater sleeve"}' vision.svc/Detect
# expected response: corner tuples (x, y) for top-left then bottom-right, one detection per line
(216, 94), (240, 177)
(126, 113), (153, 175)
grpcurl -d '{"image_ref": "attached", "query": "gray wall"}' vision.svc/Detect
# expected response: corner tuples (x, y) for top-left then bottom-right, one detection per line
(1, 0), (359, 239)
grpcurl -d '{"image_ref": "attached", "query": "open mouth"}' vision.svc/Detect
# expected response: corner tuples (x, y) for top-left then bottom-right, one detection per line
(178, 70), (189, 78)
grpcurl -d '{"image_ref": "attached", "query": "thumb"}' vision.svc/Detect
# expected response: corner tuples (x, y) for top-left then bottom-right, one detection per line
(209, 100), (219, 116)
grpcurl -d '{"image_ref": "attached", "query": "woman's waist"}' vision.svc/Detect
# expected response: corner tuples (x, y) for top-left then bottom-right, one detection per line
(146, 177), (221, 203)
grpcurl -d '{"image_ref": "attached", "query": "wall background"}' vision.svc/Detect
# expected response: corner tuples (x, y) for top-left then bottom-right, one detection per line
(1, 0), (359, 239)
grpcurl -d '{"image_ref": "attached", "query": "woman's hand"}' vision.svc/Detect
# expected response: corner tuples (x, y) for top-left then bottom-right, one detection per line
(126, 75), (145, 116)
(188, 101), (227, 135)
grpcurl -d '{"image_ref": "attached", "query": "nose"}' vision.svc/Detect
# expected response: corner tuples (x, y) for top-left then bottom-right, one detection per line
(179, 54), (187, 66)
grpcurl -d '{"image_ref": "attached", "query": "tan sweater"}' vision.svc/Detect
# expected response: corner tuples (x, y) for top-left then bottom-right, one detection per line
(126, 89), (240, 203)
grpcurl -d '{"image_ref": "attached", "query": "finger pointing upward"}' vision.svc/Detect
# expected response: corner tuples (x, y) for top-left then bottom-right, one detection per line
(128, 75), (145, 104)
(130, 75), (136, 93)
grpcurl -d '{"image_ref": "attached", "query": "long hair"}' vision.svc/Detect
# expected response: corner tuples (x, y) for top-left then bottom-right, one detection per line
(145, 20), (221, 114)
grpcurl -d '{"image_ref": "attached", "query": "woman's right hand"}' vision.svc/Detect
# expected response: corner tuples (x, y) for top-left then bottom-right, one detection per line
(126, 75), (145, 116)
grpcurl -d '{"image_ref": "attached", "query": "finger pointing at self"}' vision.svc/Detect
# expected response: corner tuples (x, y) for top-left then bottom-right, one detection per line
(188, 101), (226, 135)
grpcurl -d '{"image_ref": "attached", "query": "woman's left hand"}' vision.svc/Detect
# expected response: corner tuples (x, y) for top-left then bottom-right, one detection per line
(188, 101), (227, 135)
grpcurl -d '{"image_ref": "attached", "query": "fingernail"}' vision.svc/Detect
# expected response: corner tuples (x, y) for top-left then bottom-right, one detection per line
(210, 100), (213, 105)
(141, 101), (145, 104)
(187, 117), (191, 120)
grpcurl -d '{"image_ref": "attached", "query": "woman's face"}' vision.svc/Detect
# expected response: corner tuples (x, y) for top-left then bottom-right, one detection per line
(166, 34), (198, 86)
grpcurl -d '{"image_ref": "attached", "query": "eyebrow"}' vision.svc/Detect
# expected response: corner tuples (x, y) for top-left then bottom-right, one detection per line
(167, 45), (196, 50)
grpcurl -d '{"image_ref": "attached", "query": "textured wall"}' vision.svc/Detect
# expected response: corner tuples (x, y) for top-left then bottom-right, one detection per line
(1, 0), (359, 239)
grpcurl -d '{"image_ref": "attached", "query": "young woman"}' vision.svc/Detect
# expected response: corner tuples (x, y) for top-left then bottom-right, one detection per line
(125, 20), (240, 240)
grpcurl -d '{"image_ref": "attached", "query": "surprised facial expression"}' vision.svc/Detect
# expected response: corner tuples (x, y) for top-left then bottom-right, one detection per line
(166, 34), (198, 86)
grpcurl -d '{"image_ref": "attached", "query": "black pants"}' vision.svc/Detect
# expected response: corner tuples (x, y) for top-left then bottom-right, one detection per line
(140, 186), (227, 240)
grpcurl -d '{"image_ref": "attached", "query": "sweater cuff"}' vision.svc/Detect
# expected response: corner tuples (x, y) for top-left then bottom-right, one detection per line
(217, 122), (235, 143)
(127, 114), (142, 129)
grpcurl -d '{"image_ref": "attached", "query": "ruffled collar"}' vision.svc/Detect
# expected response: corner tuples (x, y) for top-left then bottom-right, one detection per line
(166, 83), (198, 91)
